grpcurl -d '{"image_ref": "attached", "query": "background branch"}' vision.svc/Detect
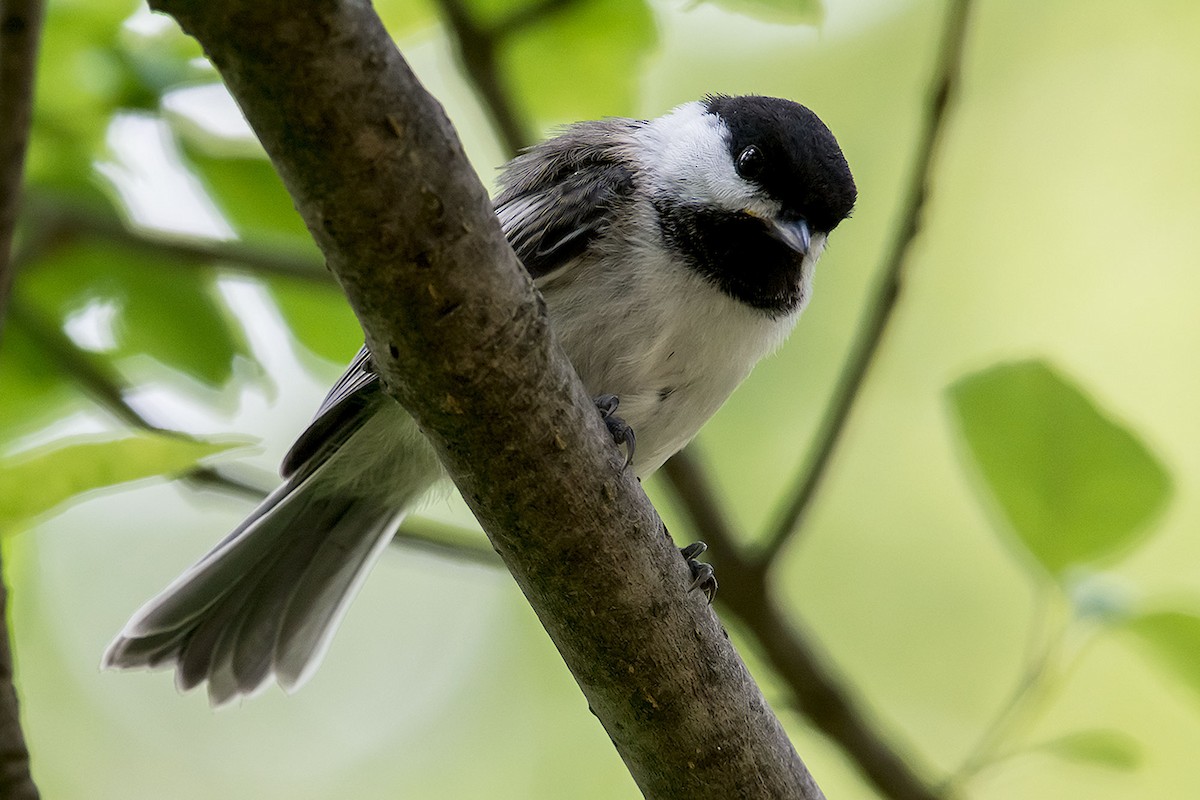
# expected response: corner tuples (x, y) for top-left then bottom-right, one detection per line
(23, 195), (332, 284)
(760, 0), (973, 561)
(436, 0), (534, 157)
(0, 0), (46, 796)
(147, 0), (825, 796)
(663, 452), (944, 800)
(0, 0), (43, 334)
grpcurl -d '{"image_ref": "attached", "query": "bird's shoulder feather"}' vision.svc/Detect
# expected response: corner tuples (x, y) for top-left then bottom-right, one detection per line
(495, 118), (644, 280)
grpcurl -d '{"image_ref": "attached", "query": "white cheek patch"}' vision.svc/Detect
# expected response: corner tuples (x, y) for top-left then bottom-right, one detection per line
(638, 102), (777, 217)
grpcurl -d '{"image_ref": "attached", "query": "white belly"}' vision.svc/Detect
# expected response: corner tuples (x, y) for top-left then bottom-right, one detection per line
(542, 247), (805, 476)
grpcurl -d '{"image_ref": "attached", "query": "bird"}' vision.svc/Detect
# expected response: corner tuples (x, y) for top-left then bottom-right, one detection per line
(103, 94), (857, 706)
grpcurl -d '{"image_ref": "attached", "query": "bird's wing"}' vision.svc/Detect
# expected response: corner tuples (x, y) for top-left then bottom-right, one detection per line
(494, 118), (642, 281)
(280, 345), (381, 479)
(281, 120), (643, 477)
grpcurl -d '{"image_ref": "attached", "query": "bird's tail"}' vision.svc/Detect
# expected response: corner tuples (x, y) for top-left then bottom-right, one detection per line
(103, 468), (417, 706)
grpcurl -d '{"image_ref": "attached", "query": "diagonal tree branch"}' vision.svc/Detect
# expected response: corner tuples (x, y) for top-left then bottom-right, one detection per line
(663, 451), (946, 800)
(759, 0), (974, 563)
(413, 0), (954, 797)
(22, 194), (332, 284)
(0, 0), (46, 796)
(146, 0), (824, 796)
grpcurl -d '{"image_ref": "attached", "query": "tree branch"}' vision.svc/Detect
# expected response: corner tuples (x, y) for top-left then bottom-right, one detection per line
(663, 452), (946, 800)
(148, 0), (824, 796)
(422, 0), (951, 795)
(23, 194), (332, 285)
(435, 0), (534, 158)
(0, 0), (42, 335)
(760, 0), (974, 562)
(0, 0), (45, 795)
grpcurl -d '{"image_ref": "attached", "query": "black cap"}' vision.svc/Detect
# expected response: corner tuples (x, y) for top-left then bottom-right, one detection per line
(705, 95), (856, 234)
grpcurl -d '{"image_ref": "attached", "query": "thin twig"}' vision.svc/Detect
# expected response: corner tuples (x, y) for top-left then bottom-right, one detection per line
(24, 194), (332, 285)
(7, 299), (166, 432)
(0, 0), (46, 796)
(759, 0), (974, 563)
(663, 451), (946, 800)
(435, 0), (534, 156)
(13, 290), (499, 567)
(944, 584), (1067, 790)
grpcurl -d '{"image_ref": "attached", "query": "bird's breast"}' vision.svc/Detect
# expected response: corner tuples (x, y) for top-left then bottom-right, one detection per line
(542, 248), (799, 477)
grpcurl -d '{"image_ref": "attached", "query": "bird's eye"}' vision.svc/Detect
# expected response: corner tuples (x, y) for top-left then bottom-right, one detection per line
(736, 145), (764, 179)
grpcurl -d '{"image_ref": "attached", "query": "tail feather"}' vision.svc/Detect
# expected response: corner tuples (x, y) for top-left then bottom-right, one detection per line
(175, 566), (264, 693)
(103, 627), (188, 670)
(228, 519), (326, 692)
(103, 466), (415, 703)
(275, 505), (399, 690)
(123, 479), (314, 638)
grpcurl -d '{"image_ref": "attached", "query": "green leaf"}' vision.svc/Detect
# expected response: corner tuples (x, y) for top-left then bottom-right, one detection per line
(1039, 729), (1141, 771)
(179, 135), (318, 250)
(948, 360), (1171, 576)
(1125, 611), (1200, 702)
(29, 0), (167, 197)
(269, 279), (364, 365)
(698, 0), (823, 26)
(375, 0), (439, 38)
(0, 321), (84, 446)
(0, 433), (247, 534)
(501, 0), (656, 126)
(18, 238), (249, 387)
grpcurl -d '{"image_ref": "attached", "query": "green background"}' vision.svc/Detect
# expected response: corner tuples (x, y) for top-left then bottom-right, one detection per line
(3, 0), (1199, 797)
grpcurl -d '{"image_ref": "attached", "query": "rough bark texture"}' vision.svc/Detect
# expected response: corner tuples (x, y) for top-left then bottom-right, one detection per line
(148, 0), (825, 796)
(0, 0), (44, 335)
(0, 0), (45, 796)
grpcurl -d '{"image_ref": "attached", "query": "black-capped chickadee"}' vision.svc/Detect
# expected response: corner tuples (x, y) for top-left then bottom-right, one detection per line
(104, 95), (856, 705)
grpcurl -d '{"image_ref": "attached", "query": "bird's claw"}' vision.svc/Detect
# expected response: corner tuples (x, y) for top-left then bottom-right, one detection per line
(680, 541), (717, 603)
(594, 393), (635, 468)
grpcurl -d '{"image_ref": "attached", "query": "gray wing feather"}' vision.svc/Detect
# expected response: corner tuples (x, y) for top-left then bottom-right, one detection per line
(281, 119), (642, 475)
(280, 345), (381, 479)
(495, 117), (642, 280)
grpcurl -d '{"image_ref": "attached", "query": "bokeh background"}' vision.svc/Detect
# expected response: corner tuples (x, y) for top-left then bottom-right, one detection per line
(3, 0), (1199, 797)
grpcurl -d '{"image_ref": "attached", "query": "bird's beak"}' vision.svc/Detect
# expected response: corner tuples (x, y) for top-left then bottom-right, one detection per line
(768, 217), (812, 256)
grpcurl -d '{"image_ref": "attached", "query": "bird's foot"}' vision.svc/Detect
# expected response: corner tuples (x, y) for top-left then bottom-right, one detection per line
(594, 394), (635, 468)
(680, 541), (717, 603)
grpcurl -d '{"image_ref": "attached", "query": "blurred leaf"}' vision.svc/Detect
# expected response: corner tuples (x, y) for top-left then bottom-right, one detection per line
(1039, 729), (1141, 771)
(948, 360), (1171, 576)
(179, 137), (317, 249)
(1066, 569), (1134, 623)
(698, 0), (822, 26)
(18, 238), (249, 387)
(30, 0), (159, 197)
(117, 9), (209, 96)
(0, 321), (82, 446)
(501, 0), (655, 125)
(0, 432), (246, 534)
(375, 0), (439, 37)
(1126, 611), (1200, 703)
(269, 279), (364, 365)
(459, 0), (516, 27)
